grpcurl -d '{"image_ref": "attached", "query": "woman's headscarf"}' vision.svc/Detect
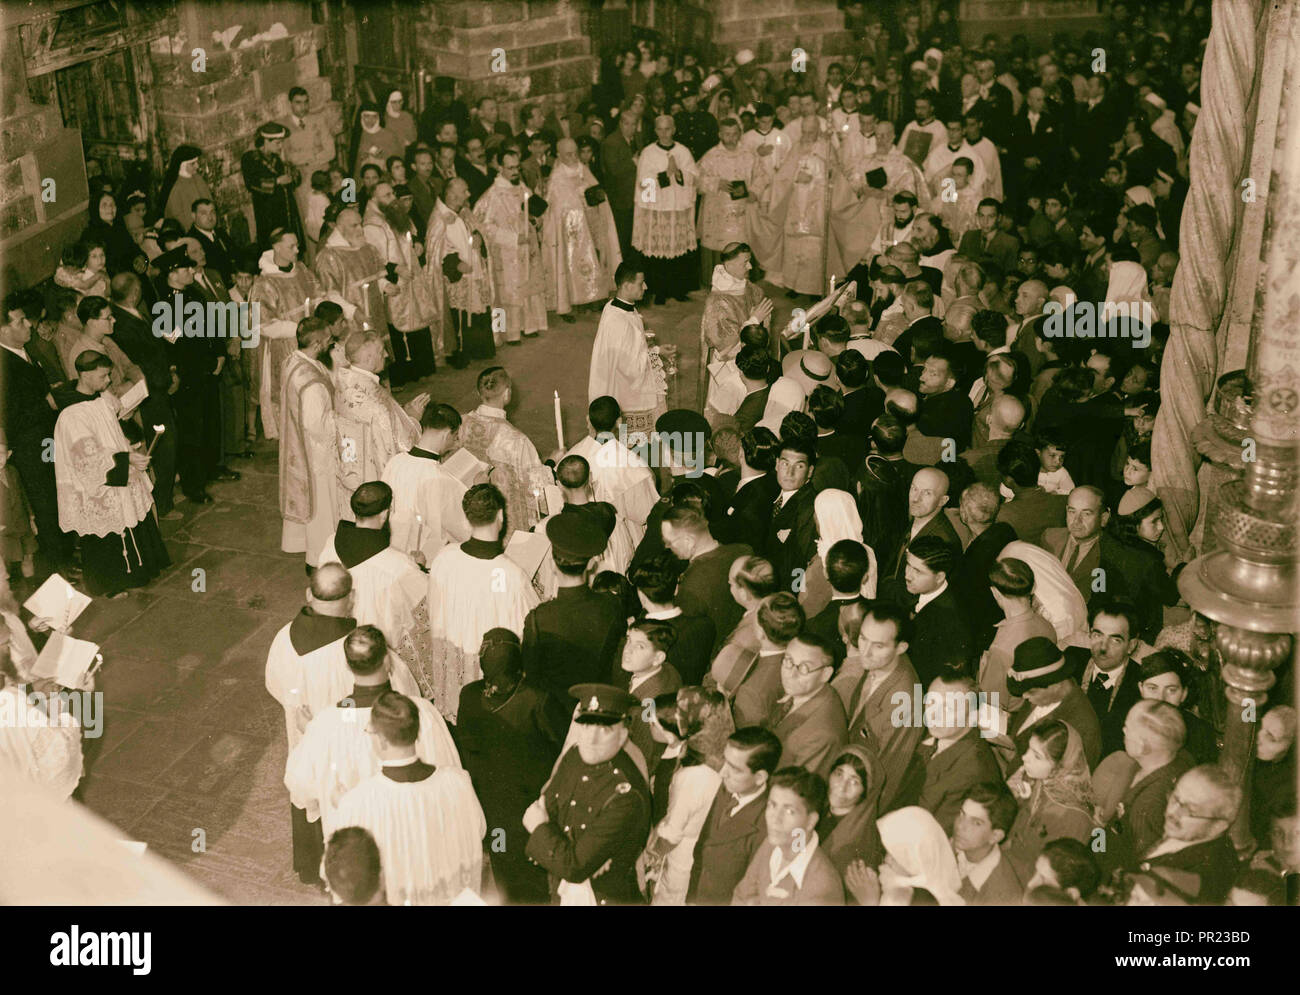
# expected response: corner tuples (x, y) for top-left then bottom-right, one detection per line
(1034, 722), (1095, 821)
(876, 806), (965, 906)
(156, 144), (202, 219)
(1125, 184), (1166, 238)
(757, 376), (805, 433)
(1102, 260), (1151, 319)
(997, 540), (1087, 644)
(813, 489), (879, 598)
(823, 744), (885, 875)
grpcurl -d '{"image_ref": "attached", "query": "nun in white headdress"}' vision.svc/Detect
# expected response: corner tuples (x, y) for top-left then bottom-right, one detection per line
(1101, 260), (1153, 325)
(799, 488), (879, 618)
(756, 376), (805, 434)
(384, 90), (417, 152)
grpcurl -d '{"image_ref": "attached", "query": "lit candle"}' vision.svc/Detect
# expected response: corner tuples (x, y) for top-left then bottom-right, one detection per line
(553, 390), (564, 450)
(414, 513), (424, 553)
(532, 487), (543, 521)
(304, 297), (311, 316)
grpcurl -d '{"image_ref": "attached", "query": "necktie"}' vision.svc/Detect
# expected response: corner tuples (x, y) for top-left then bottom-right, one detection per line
(1087, 672), (1112, 715)
(773, 493), (786, 514)
(1063, 538), (1079, 574)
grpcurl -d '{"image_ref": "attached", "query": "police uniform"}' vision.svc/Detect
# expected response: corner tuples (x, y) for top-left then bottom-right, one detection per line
(524, 684), (652, 905)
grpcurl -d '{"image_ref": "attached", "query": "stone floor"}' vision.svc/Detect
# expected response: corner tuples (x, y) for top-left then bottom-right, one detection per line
(33, 285), (806, 904)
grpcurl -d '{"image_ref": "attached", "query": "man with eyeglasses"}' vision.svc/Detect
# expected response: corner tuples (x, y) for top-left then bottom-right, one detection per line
(1127, 764), (1242, 905)
(766, 632), (846, 779)
(764, 438), (819, 589)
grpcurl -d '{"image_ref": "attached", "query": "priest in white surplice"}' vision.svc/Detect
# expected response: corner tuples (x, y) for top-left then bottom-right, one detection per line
(632, 115), (698, 305)
(332, 690), (485, 905)
(316, 482), (434, 697)
(279, 316), (342, 566)
(380, 402), (471, 564)
(285, 625), (459, 839)
(565, 396), (659, 546)
(426, 482), (538, 720)
(0, 663), (83, 800)
(266, 563), (424, 883)
(696, 118), (757, 280)
(588, 264), (664, 436)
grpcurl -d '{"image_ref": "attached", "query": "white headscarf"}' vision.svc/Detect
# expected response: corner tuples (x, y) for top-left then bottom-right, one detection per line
(997, 540), (1087, 646)
(876, 807), (965, 906)
(757, 376), (805, 433)
(386, 91), (405, 116)
(814, 489), (878, 599)
(1102, 261), (1152, 323)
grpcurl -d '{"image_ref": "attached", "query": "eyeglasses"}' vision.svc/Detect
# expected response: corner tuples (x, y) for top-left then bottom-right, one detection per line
(1167, 793), (1219, 821)
(781, 655), (828, 676)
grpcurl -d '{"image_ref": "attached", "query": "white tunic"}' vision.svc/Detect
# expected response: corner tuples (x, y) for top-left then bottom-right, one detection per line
(284, 694), (460, 830)
(589, 300), (660, 413)
(565, 435), (659, 539)
(0, 684), (83, 799)
(332, 766), (486, 905)
(380, 451), (472, 562)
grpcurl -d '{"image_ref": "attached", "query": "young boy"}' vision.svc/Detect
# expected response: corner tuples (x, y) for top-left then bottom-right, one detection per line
(951, 783), (1024, 905)
(619, 619), (682, 773)
(1035, 429), (1075, 495)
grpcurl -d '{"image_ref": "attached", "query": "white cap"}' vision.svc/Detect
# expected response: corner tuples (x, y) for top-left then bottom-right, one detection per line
(1144, 91), (1168, 110)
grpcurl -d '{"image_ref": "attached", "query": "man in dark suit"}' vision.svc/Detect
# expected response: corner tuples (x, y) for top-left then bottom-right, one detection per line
(714, 427), (779, 548)
(887, 466), (961, 581)
(994, 440), (1065, 547)
(870, 64), (909, 133)
(1073, 76), (1125, 180)
(627, 551), (716, 687)
(1007, 87), (1063, 191)
(601, 110), (641, 257)
(1, 294), (74, 576)
(521, 515), (628, 709)
(915, 345), (974, 451)
(1042, 484), (1110, 603)
(895, 674), (1003, 834)
(973, 58), (1014, 144)
(957, 198), (1020, 276)
(804, 541), (870, 664)
(901, 535), (974, 684)
(688, 727), (781, 905)
(730, 345), (771, 436)
(1126, 764), (1243, 905)
(767, 633), (848, 778)
(844, 603), (924, 809)
(809, 386), (867, 478)
(188, 198), (236, 284)
(836, 349), (883, 439)
(763, 437), (819, 592)
(1064, 598), (1146, 759)
(109, 273), (180, 518)
(1002, 637), (1103, 770)
(466, 95), (514, 148)
(947, 482), (1016, 649)
(661, 504), (751, 655)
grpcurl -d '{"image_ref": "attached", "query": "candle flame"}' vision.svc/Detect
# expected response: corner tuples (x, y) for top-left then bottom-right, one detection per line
(153, 424), (165, 433)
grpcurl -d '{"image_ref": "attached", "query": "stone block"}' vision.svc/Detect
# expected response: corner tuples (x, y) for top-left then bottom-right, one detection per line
(0, 159), (24, 207)
(0, 108), (58, 162)
(292, 53), (320, 84)
(528, 42), (560, 67)
(256, 59), (299, 101)
(0, 195), (36, 238)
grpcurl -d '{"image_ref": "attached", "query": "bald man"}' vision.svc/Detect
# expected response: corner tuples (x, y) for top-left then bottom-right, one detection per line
(1009, 86), (1063, 189)
(890, 465), (960, 578)
(542, 136), (618, 320)
(961, 393), (1027, 486)
(1010, 278), (1050, 373)
(1041, 485), (1109, 601)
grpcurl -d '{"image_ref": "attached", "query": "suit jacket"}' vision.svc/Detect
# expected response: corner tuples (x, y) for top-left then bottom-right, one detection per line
(1066, 647), (1144, 759)
(1042, 527), (1100, 602)
(1009, 682), (1103, 769)
(1136, 833), (1238, 905)
(769, 684), (848, 779)
(995, 487), (1065, 548)
(731, 838), (845, 905)
(916, 387), (974, 451)
(958, 849), (1024, 906)
(846, 656), (924, 809)
(522, 586), (627, 707)
(688, 785), (768, 904)
(677, 542), (752, 656)
(1008, 107), (1064, 173)
(890, 509), (962, 579)
(715, 473), (779, 548)
(1096, 752), (1193, 873)
(1, 346), (57, 449)
(657, 610), (716, 687)
(730, 651), (785, 730)
(619, 664), (683, 775)
(1098, 537), (1180, 644)
(111, 304), (173, 398)
(733, 385), (770, 436)
(909, 586), (975, 685)
(763, 484), (818, 590)
(905, 728), (1003, 834)
(957, 229), (1020, 278)
(817, 430), (867, 477)
(949, 520), (1017, 652)
(841, 385), (884, 439)
(187, 225), (236, 284)
(601, 130), (639, 211)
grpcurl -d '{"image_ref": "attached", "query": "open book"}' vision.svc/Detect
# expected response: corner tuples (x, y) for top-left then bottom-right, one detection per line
(441, 447), (488, 486)
(117, 378), (149, 420)
(23, 573), (91, 631)
(505, 529), (551, 580)
(30, 631), (101, 690)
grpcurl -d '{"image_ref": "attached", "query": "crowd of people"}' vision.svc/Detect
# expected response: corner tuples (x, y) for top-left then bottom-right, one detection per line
(1, 0), (1296, 907)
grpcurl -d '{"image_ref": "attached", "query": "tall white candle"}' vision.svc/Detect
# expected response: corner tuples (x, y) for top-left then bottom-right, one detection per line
(553, 390), (565, 450)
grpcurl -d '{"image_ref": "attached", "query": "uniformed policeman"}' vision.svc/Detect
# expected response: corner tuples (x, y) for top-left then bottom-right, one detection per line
(523, 682), (652, 905)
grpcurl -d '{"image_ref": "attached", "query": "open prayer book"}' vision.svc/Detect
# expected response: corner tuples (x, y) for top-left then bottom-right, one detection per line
(440, 447), (488, 486)
(505, 529), (550, 580)
(30, 631), (102, 690)
(23, 573), (92, 631)
(117, 377), (149, 420)
(782, 280), (858, 349)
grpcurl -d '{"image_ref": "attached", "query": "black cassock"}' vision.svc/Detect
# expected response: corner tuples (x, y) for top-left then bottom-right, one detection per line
(241, 148), (303, 248)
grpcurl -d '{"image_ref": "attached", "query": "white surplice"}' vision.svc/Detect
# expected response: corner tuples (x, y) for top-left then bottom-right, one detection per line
(380, 451), (472, 562)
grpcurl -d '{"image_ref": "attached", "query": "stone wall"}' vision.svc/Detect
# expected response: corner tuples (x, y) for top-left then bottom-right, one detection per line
(149, 2), (343, 239)
(711, 0), (854, 84)
(414, 0), (595, 131)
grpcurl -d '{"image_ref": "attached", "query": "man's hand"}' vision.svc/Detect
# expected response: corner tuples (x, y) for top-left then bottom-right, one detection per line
(522, 797), (548, 833)
(169, 371), (180, 395)
(276, 173), (294, 186)
(213, 357), (225, 376)
(746, 298), (774, 326)
(404, 392), (432, 419)
(844, 859), (881, 905)
(458, 261), (472, 274)
(128, 451), (151, 472)
(29, 616), (54, 633)
(380, 281), (399, 297)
